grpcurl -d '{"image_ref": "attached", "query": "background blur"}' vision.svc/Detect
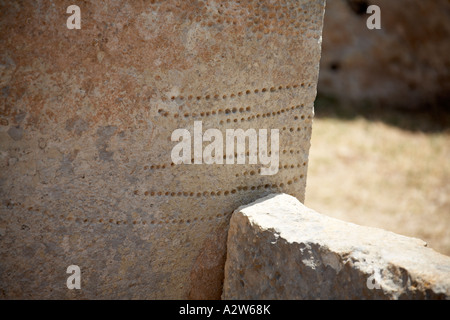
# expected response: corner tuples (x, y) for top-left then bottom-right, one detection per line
(306, 0), (450, 255)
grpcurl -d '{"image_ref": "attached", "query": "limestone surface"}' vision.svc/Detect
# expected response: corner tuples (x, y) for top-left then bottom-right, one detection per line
(223, 194), (450, 299)
(0, 1), (325, 298)
(319, 0), (450, 109)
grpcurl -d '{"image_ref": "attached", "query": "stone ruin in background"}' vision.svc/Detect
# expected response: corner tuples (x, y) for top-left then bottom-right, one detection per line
(0, 0), (326, 299)
(319, 0), (450, 110)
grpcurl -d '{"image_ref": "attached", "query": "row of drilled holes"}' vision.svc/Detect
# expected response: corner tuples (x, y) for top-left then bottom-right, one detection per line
(158, 103), (307, 119)
(142, 162), (305, 176)
(143, 149), (305, 171)
(219, 106), (312, 124)
(163, 83), (311, 103)
(283, 126), (310, 133)
(30, 206), (230, 226)
(145, 3), (317, 38)
(59, 211), (230, 226)
(158, 106), (252, 118)
(134, 175), (304, 197)
(210, 5), (311, 28)
(158, 103), (311, 123)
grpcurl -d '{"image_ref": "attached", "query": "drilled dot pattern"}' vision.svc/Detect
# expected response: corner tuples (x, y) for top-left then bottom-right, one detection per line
(138, 175), (304, 198)
(157, 84), (312, 119)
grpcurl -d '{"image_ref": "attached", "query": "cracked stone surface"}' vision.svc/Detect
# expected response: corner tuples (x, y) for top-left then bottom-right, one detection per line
(223, 193), (450, 299)
(0, 1), (325, 298)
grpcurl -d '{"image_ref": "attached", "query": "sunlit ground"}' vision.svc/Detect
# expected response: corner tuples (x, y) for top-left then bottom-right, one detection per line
(305, 96), (450, 256)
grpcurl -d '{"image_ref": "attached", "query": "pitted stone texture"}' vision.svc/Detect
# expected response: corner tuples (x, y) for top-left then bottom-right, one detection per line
(319, 0), (450, 109)
(223, 194), (450, 299)
(0, 1), (325, 298)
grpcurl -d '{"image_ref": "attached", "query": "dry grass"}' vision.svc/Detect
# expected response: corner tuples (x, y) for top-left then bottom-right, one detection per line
(305, 101), (450, 256)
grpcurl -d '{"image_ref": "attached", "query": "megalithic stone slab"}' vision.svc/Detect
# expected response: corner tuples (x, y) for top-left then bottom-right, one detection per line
(0, 0), (326, 299)
(223, 194), (450, 299)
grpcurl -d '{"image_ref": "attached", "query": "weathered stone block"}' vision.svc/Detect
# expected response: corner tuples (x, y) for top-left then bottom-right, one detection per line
(223, 194), (450, 299)
(0, 1), (325, 298)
